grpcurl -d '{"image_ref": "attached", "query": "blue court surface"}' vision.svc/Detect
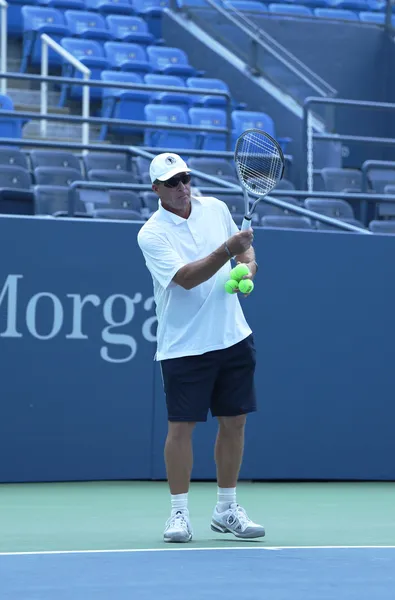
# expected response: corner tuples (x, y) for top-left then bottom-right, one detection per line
(1, 546), (395, 599)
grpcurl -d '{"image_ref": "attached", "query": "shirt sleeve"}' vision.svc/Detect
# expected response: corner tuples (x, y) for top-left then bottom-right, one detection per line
(137, 229), (186, 289)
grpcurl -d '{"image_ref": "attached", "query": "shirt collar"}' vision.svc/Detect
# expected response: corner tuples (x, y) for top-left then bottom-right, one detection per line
(158, 196), (202, 225)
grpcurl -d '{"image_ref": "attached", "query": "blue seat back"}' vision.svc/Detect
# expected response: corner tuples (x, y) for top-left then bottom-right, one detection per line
(86, 0), (135, 14)
(104, 42), (150, 72)
(22, 6), (66, 30)
(314, 8), (358, 19)
(61, 37), (106, 60)
(144, 74), (189, 105)
(64, 10), (112, 39)
(106, 15), (151, 39)
(269, 3), (312, 15)
(232, 110), (276, 138)
(146, 46), (189, 70)
(189, 108), (228, 151)
(187, 77), (229, 106)
(144, 104), (197, 150)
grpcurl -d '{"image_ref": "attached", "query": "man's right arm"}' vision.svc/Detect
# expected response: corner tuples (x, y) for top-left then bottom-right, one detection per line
(174, 230), (254, 290)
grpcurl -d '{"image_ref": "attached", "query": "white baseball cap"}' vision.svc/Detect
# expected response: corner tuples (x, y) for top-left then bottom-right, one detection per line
(149, 152), (190, 184)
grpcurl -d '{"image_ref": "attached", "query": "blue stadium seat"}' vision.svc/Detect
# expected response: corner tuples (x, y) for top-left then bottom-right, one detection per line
(189, 108), (228, 151)
(59, 39), (109, 104)
(6, 0), (39, 39)
(86, 0), (135, 15)
(104, 42), (152, 73)
(34, 167), (82, 186)
(146, 46), (199, 78)
(253, 196), (300, 219)
(320, 168), (362, 191)
(0, 148), (28, 169)
(188, 157), (236, 180)
(100, 71), (150, 139)
(369, 220), (395, 234)
(367, 168), (395, 193)
(108, 190), (142, 210)
(0, 165), (32, 190)
(106, 15), (155, 44)
(141, 191), (159, 214)
(224, 1), (268, 11)
(293, 0), (331, 7)
(131, 0), (169, 38)
(34, 185), (86, 216)
(145, 74), (191, 106)
(64, 10), (114, 41)
(30, 150), (81, 171)
(39, 0), (85, 10)
(132, 0), (169, 12)
(83, 152), (132, 172)
(260, 215), (313, 229)
(21, 7), (69, 71)
(359, 11), (385, 23)
(332, 0), (372, 10)
(144, 104), (198, 150)
(304, 198), (355, 220)
(214, 194), (245, 215)
(0, 95), (23, 140)
(269, 3), (313, 16)
(314, 8), (359, 19)
(231, 110), (291, 152)
(186, 77), (231, 108)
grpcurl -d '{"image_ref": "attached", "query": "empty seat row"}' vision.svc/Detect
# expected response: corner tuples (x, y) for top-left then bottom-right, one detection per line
(9, 0), (168, 39)
(224, 0), (390, 21)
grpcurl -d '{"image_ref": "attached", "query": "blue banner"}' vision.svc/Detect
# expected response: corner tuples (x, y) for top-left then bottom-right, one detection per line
(1, 216), (394, 482)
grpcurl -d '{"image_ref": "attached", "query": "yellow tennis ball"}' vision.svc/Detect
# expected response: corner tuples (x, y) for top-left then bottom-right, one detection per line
(238, 279), (254, 294)
(230, 264), (250, 282)
(224, 279), (239, 294)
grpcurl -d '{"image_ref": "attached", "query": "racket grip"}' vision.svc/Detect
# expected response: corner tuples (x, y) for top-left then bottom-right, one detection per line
(241, 217), (252, 231)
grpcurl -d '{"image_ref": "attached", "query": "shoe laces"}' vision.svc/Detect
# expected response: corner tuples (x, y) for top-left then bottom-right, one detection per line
(167, 510), (188, 530)
(229, 504), (250, 528)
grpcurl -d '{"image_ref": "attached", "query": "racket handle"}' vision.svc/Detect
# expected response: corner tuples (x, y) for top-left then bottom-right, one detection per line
(241, 217), (252, 231)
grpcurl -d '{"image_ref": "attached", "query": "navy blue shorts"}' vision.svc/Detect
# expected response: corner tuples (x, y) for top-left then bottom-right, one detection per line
(160, 334), (257, 422)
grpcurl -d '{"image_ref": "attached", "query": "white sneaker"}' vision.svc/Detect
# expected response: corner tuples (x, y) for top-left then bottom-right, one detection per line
(163, 510), (193, 543)
(211, 503), (265, 539)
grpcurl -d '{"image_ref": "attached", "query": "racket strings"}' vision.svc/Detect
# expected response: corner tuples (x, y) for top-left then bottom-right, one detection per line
(236, 132), (283, 194)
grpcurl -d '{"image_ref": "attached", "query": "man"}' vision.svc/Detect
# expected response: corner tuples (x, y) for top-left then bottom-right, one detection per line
(137, 152), (265, 543)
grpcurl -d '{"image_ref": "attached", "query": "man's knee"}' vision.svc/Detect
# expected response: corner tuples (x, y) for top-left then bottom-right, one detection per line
(167, 421), (196, 442)
(218, 414), (247, 434)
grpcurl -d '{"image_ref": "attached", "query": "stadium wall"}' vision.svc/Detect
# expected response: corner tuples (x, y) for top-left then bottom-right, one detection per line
(1, 216), (395, 483)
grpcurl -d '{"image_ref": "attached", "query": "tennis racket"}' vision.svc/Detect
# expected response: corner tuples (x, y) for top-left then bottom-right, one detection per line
(234, 128), (285, 231)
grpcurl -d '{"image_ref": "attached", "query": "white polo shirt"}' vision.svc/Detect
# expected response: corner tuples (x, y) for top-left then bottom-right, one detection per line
(137, 195), (252, 361)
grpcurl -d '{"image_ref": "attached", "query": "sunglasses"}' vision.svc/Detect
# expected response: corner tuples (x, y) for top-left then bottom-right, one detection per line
(163, 173), (191, 188)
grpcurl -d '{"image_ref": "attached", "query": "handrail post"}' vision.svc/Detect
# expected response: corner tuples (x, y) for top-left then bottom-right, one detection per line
(40, 34), (91, 143)
(82, 71), (90, 151)
(41, 38), (49, 138)
(0, 0), (8, 96)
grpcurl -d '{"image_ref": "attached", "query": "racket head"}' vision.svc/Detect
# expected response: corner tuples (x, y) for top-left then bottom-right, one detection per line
(234, 128), (285, 198)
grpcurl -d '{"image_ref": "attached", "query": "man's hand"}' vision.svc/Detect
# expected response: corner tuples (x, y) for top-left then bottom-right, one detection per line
(226, 229), (254, 256)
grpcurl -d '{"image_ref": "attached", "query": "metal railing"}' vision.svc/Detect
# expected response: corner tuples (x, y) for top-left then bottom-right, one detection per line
(0, 135), (369, 232)
(40, 34), (91, 143)
(175, 0), (336, 100)
(0, 70), (233, 149)
(303, 96), (395, 191)
(0, 0), (7, 96)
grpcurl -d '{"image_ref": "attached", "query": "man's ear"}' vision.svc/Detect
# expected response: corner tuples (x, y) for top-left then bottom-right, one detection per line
(152, 183), (159, 194)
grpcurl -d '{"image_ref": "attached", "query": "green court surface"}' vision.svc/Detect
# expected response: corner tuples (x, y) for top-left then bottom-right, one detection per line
(0, 482), (394, 553)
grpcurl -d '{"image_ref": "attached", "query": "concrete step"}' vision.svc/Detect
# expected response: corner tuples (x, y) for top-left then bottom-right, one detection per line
(7, 88), (63, 107)
(22, 121), (102, 143)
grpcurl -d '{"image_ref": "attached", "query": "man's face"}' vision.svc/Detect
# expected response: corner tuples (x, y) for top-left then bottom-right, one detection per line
(152, 172), (191, 212)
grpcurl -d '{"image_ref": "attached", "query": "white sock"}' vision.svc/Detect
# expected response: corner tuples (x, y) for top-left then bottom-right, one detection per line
(171, 493), (188, 514)
(216, 487), (236, 512)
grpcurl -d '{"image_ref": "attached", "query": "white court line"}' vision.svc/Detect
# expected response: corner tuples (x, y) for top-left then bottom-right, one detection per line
(1, 546), (395, 557)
